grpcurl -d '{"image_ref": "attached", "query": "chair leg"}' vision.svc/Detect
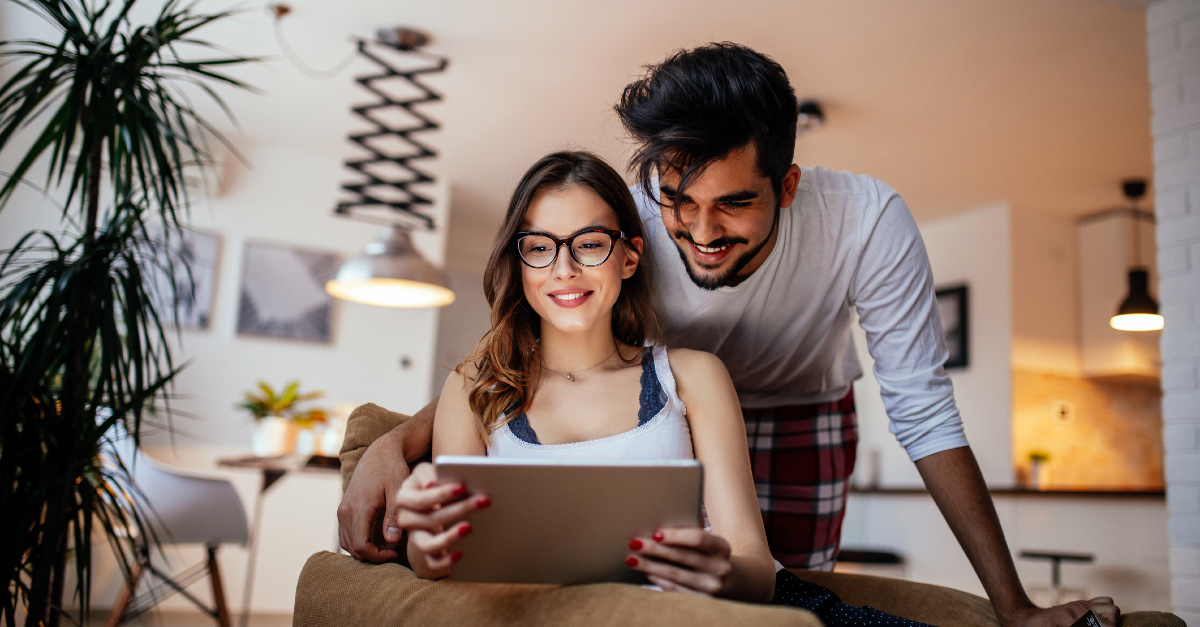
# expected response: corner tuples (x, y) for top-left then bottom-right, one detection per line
(207, 546), (232, 627)
(104, 558), (145, 627)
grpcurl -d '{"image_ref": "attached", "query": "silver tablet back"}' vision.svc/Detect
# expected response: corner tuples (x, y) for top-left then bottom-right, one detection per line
(436, 456), (703, 585)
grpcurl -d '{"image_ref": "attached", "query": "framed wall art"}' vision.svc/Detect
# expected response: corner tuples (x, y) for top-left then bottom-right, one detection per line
(236, 241), (340, 343)
(936, 285), (969, 369)
(149, 227), (221, 330)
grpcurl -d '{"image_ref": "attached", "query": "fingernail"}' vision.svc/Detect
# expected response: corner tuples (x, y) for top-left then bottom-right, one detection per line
(450, 551), (463, 563)
(476, 496), (491, 509)
(629, 539), (643, 550)
(385, 526), (400, 542)
(652, 531), (664, 542)
(459, 523), (472, 537)
(625, 556), (638, 567)
(425, 481), (437, 489)
(451, 484), (468, 497)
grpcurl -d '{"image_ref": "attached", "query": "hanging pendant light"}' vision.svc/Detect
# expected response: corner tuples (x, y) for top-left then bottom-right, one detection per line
(325, 225), (455, 308)
(1109, 179), (1163, 332)
(321, 27), (455, 308)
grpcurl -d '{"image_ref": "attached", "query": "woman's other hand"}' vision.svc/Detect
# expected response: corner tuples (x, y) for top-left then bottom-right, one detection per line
(625, 528), (736, 596)
(400, 462), (490, 579)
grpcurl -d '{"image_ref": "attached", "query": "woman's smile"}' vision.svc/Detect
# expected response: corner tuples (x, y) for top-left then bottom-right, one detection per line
(548, 288), (593, 308)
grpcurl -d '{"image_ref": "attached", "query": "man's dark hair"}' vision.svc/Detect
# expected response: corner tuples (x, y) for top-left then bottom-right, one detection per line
(615, 42), (799, 205)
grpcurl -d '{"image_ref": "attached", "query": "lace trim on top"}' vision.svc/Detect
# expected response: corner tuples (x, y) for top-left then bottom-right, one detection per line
(508, 348), (666, 445)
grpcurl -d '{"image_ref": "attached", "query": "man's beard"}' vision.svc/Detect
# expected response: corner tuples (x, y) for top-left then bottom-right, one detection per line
(671, 209), (778, 290)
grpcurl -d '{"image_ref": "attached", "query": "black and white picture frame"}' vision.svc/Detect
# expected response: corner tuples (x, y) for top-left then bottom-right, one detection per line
(149, 227), (221, 330)
(236, 241), (340, 343)
(936, 285), (969, 369)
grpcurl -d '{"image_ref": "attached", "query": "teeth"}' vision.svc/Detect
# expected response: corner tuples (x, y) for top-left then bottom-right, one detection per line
(553, 292), (585, 301)
(696, 244), (728, 254)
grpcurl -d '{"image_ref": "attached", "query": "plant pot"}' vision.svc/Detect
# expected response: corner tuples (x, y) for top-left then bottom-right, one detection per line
(252, 416), (296, 456)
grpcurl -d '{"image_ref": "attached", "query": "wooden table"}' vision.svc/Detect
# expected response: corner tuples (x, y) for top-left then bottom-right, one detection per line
(217, 455), (340, 627)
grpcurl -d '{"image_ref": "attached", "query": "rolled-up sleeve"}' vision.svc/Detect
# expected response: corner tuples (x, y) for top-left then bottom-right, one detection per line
(848, 185), (969, 461)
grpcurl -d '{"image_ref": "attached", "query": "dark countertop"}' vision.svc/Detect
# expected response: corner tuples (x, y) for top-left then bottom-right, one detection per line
(850, 486), (1165, 498)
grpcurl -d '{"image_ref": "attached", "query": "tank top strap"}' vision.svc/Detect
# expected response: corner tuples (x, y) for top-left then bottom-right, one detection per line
(648, 344), (686, 420)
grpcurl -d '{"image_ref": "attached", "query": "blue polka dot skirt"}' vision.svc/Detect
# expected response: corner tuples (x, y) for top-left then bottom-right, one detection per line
(771, 569), (935, 627)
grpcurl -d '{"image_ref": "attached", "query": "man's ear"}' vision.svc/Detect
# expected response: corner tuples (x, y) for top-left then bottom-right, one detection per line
(778, 164), (802, 208)
(621, 236), (644, 280)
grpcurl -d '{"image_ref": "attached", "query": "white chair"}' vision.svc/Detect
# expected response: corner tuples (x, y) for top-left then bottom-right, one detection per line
(103, 436), (249, 627)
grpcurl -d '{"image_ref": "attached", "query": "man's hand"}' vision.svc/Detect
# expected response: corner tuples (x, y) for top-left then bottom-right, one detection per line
(336, 400), (436, 562)
(1010, 598), (1119, 627)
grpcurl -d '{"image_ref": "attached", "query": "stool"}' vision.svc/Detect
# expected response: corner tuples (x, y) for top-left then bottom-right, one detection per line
(1019, 550), (1094, 605)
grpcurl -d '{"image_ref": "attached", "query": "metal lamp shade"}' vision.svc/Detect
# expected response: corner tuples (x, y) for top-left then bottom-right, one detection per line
(325, 226), (456, 308)
(1110, 268), (1163, 331)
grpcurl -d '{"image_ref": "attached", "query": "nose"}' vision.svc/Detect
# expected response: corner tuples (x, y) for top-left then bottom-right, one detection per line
(685, 206), (723, 245)
(550, 242), (580, 279)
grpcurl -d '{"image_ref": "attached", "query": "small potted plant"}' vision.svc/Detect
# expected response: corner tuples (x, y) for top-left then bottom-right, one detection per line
(1028, 451), (1050, 491)
(240, 381), (328, 456)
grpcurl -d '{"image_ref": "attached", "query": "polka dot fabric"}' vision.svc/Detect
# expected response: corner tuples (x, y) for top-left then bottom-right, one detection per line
(771, 569), (935, 627)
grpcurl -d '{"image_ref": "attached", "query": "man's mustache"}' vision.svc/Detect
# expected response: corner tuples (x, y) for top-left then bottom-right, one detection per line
(672, 230), (749, 250)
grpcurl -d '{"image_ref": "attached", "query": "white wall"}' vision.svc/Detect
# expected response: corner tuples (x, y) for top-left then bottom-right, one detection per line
(1011, 210), (1081, 376)
(852, 201), (1014, 487)
(1146, 0), (1200, 622)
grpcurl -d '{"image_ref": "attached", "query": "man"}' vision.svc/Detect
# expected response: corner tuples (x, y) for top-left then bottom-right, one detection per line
(338, 43), (1118, 627)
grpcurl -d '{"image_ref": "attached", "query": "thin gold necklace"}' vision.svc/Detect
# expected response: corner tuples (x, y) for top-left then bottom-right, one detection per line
(541, 346), (619, 382)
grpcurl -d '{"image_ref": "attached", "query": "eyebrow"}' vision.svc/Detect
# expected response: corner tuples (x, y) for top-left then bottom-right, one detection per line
(519, 224), (612, 238)
(659, 184), (759, 203)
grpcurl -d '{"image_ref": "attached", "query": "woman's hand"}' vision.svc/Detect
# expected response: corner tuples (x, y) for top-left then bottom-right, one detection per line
(399, 462), (490, 579)
(625, 528), (735, 596)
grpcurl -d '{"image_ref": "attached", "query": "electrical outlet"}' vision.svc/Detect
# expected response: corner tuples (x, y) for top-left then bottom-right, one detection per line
(1051, 400), (1075, 424)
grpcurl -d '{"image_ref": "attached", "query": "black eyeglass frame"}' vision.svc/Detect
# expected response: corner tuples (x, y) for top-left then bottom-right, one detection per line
(515, 228), (626, 269)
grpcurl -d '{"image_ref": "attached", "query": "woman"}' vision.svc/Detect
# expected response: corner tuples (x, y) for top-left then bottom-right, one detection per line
(396, 151), (930, 624)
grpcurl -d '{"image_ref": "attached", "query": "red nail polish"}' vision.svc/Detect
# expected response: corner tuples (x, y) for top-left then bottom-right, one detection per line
(450, 551), (462, 563)
(625, 556), (638, 567)
(451, 484), (468, 497)
(629, 539), (643, 550)
(476, 496), (491, 509)
(652, 531), (664, 542)
(459, 524), (472, 537)
(425, 481), (437, 489)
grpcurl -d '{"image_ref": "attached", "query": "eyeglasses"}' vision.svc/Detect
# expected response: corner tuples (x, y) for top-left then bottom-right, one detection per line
(515, 228), (625, 269)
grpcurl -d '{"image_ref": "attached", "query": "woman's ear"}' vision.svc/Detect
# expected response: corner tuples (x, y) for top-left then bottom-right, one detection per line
(621, 236), (643, 280)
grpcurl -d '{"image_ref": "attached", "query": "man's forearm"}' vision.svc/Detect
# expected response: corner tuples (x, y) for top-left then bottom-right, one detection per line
(399, 398), (437, 464)
(915, 446), (1033, 626)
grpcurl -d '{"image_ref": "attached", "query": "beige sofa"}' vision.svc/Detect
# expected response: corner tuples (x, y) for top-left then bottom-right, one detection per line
(292, 404), (1185, 627)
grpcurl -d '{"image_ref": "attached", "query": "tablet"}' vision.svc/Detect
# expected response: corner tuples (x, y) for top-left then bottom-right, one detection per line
(435, 456), (703, 585)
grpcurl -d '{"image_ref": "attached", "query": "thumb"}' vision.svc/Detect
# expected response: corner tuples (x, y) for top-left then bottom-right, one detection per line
(382, 488), (404, 544)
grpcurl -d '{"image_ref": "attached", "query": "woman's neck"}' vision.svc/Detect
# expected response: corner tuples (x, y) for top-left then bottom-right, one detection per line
(538, 321), (622, 375)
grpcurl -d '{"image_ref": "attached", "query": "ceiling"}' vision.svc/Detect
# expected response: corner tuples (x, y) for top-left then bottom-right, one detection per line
(1, 0), (1154, 265)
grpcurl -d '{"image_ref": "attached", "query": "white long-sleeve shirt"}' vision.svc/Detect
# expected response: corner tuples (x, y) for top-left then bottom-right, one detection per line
(635, 166), (968, 462)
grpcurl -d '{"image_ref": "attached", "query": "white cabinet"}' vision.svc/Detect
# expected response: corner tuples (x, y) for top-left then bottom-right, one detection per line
(1077, 211), (1160, 381)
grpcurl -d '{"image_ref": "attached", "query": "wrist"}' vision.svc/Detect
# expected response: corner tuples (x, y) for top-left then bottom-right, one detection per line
(994, 594), (1037, 627)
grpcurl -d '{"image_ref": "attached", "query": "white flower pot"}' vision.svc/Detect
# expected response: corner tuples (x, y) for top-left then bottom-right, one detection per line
(251, 416), (291, 457)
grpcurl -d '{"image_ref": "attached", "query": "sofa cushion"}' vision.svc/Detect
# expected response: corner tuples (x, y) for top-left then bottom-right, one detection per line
(295, 551), (822, 627)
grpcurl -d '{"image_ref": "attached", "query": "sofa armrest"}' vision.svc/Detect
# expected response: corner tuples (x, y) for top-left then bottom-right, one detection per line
(338, 402), (411, 493)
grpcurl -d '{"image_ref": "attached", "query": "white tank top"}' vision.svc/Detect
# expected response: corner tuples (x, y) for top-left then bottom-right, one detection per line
(486, 345), (693, 460)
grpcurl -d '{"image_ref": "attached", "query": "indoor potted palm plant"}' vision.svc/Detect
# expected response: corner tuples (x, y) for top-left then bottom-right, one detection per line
(0, 1), (252, 624)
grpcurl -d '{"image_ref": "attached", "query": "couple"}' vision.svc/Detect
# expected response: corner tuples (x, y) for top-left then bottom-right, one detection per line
(339, 43), (1120, 627)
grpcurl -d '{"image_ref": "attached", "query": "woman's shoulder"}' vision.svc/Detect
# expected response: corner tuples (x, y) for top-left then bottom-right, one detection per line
(442, 361), (480, 395)
(663, 347), (729, 380)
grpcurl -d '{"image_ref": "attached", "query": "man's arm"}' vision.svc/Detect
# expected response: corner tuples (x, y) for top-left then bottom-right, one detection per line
(848, 186), (1118, 626)
(336, 398), (436, 563)
(916, 447), (1119, 627)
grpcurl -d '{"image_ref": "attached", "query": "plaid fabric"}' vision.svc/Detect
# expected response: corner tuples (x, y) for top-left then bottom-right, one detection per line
(744, 388), (857, 571)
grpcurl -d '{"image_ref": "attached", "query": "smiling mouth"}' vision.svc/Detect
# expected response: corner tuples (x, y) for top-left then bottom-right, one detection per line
(694, 243), (730, 254)
(551, 292), (588, 302)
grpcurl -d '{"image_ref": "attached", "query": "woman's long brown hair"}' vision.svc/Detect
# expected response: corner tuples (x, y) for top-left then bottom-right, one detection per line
(459, 151), (661, 438)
